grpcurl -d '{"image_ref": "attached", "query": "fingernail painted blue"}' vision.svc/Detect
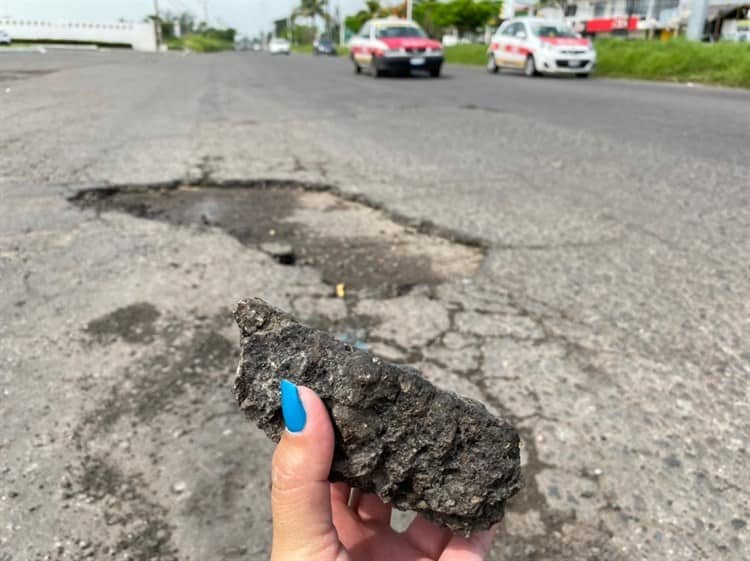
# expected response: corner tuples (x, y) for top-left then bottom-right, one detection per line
(280, 379), (306, 433)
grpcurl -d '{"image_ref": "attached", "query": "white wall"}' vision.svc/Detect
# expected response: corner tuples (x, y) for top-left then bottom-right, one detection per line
(0, 19), (157, 51)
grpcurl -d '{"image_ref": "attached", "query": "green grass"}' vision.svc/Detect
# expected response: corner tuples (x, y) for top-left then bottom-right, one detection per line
(167, 34), (234, 53)
(441, 41), (750, 89)
(444, 44), (487, 66)
(175, 35), (748, 88)
(594, 38), (750, 89)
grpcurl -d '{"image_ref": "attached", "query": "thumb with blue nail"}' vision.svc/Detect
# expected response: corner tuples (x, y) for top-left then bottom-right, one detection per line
(270, 379), (499, 561)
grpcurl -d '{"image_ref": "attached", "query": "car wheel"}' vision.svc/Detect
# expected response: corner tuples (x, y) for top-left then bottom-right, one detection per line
(524, 55), (539, 77)
(370, 59), (384, 78)
(487, 53), (499, 74)
(576, 72), (591, 79)
(429, 66), (441, 78)
(351, 55), (361, 74)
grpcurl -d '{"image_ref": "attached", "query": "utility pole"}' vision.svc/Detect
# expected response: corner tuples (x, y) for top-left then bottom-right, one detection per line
(686, 0), (708, 40)
(153, 0), (162, 49)
(645, 0), (655, 39)
(338, 3), (345, 45)
(407, 0), (413, 20)
(202, 0), (210, 26)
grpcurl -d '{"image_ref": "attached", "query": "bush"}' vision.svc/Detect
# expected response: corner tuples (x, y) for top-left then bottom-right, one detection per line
(167, 33), (234, 53)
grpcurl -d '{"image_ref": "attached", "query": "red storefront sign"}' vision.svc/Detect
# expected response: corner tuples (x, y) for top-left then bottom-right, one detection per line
(585, 16), (639, 33)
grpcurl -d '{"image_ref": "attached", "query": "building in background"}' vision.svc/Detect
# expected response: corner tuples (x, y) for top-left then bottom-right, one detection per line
(706, 2), (750, 40)
(0, 18), (158, 51)
(507, 0), (748, 39)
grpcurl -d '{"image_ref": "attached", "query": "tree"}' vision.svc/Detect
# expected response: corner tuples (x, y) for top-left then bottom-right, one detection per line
(293, 0), (331, 36)
(414, 0), (501, 37)
(413, 1), (442, 36)
(176, 11), (197, 34)
(345, 1), (384, 33)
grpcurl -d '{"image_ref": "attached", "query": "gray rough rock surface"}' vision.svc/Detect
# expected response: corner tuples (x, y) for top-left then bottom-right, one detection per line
(233, 298), (522, 534)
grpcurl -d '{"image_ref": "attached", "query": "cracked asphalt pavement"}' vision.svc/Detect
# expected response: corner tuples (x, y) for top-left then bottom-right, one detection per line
(1, 50), (748, 561)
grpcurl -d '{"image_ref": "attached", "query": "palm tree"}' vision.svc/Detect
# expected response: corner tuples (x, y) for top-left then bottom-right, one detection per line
(293, 0), (331, 37)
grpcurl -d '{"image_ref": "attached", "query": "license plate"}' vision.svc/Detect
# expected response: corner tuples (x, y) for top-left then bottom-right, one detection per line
(410, 57), (425, 66)
(568, 60), (582, 67)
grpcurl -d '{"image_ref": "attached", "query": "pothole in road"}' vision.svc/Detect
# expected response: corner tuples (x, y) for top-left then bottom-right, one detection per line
(70, 182), (485, 299)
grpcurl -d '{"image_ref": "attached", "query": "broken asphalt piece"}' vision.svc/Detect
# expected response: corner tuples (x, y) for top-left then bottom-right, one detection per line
(233, 298), (522, 534)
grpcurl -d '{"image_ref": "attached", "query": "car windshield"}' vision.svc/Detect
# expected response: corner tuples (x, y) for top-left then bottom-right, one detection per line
(375, 25), (426, 39)
(318, 40), (333, 46)
(531, 23), (577, 38)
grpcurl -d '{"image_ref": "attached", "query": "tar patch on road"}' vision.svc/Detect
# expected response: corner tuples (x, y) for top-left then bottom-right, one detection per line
(84, 302), (160, 344)
(81, 310), (235, 433)
(67, 309), (236, 561)
(70, 182), (484, 298)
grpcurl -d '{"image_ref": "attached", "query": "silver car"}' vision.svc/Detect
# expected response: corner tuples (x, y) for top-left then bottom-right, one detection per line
(0, 30), (12, 45)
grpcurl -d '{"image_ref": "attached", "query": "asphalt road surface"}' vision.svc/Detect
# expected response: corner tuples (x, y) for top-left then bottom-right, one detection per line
(1, 50), (748, 561)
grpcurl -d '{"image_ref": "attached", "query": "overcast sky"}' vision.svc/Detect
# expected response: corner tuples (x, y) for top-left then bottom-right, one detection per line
(1, 0), (368, 37)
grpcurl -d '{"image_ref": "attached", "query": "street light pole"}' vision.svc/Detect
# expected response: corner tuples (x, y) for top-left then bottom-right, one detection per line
(407, 0), (413, 20)
(686, 0), (708, 40)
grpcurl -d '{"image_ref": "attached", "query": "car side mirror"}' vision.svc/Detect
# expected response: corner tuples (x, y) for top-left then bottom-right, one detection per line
(516, 31), (527, 39)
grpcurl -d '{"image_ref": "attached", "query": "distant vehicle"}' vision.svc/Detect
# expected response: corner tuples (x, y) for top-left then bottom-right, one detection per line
(268, 37), (291, 55)
(0, 30), (11, 45)
(349, 17), (443, 78)
(313, 38), (337, 56)
(252, 40), (262, 52)
(234, 38), (251, 51)
(487, 18), (596, 78)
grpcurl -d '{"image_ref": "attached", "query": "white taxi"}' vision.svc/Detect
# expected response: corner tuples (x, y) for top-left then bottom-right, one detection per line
(349, 18), (444, 78)
(487, 18), (596, 78)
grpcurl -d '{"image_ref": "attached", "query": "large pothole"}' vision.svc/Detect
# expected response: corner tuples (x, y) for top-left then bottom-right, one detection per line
(71, 182), (485, 299)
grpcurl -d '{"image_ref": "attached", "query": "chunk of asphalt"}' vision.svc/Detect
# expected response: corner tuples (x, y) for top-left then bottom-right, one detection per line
(233, 298), (522, 534)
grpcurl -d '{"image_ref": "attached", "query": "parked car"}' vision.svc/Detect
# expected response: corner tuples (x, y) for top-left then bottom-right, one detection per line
(252, 40), (262, 52)
(268, 37), (291, 55)
(0, 30), (11, 45)
(313, 38), (337, 55)
(487, 17), (596, 78)
(349, 17), (443, 78)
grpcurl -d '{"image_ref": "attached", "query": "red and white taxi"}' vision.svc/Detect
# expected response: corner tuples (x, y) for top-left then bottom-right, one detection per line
(349, 17), (443, 78)
(487, 18), (596, 78)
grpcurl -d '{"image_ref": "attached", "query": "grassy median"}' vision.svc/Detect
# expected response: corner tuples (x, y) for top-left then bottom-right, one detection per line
(594, 39), (750, 88)
(167, 34), (234, 53)
(291, 44), (313, 54)
(442, 40), (750, 89)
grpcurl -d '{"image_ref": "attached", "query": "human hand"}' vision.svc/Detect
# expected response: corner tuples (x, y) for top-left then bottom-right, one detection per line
(270, 379), (498, 561)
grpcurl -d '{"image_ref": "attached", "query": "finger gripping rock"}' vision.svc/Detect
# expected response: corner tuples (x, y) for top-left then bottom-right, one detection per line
(233, 298), (522, 534)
